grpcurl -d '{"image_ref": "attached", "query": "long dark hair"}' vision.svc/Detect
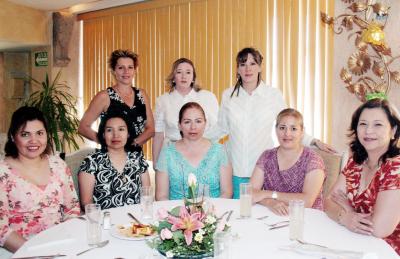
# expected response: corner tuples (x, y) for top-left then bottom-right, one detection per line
(230, 47), (263, 97)
(5, 106), (52, 158)
(165, 58), (200, 92)
(97, 112), (134, 152)
(348, 98), (400, 164)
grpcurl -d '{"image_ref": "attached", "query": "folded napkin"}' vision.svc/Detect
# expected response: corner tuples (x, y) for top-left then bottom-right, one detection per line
(280, 242), (365, 259)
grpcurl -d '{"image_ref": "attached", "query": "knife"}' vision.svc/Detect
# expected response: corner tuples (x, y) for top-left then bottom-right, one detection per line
(268, 224), (289, 230)
(127, 212), (143, 225)
(13, 254), (67, 259)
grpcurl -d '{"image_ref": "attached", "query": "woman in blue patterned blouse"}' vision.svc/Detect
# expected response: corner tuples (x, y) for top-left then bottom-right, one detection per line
(78, 112), (151, 210)
(155, 102), (232, 200)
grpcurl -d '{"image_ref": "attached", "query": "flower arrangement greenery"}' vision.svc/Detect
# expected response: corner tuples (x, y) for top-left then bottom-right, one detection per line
(150, 174), (230, 258)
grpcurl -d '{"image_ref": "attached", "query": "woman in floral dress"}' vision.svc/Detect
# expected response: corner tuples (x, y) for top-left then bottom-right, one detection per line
(325, 98), (400, 254)
(0, 107), (80, 253)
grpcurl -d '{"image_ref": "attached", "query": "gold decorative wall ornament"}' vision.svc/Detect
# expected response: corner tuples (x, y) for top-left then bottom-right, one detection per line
(321, 0), (400, 102)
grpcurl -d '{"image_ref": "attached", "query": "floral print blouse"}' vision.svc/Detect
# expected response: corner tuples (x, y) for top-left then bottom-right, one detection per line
(79, 150), (148, 209)
(0, 155), (80, 246)
(343, 156), (400, 255)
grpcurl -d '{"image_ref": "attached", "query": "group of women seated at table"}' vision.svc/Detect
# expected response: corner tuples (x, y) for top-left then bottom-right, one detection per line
(0, 47), (399, 255)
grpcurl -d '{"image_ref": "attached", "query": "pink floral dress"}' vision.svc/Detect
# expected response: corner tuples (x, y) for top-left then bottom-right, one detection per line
(343, 156), (400, 255)
(0, 155), (80, 246)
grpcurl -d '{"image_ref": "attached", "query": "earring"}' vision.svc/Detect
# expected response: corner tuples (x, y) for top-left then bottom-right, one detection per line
(10, 136), (14, 142)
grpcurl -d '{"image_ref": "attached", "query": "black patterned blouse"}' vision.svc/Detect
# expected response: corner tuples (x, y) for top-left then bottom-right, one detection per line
(100, 87), (147, 153)
(79, 150), (148, 209)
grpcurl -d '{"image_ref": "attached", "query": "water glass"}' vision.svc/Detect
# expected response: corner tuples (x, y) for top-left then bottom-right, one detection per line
(213, 231), (232, 259)
(141, 186), (154, 220)
(289, 200), (304, 241)
(239, 183), (252, 218)
(85, 204), (102, 246)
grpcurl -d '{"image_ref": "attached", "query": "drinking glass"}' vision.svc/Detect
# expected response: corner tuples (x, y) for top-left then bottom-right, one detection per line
(289, 200), (305, 241)
(85, 204), (102, 246)
(141, 186), (154, 220)
(197, 183), (212, 212)
(239, 183), (252, 218)
(213, 231), (232, 259)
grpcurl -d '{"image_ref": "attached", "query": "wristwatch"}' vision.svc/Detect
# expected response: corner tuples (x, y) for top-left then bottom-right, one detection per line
(271, 191), (278, 200)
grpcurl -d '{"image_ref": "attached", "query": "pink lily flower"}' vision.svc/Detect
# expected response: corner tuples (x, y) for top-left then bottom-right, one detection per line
(167, 206), (204, 245)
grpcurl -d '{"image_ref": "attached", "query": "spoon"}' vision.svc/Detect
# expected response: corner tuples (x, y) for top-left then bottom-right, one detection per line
(76, 240), (109, 256)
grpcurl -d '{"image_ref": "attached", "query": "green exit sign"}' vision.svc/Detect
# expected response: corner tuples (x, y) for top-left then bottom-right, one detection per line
(34, 51), (48, 66)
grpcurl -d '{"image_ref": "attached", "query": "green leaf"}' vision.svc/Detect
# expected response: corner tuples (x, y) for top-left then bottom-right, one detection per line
(25, 69), (81, 152)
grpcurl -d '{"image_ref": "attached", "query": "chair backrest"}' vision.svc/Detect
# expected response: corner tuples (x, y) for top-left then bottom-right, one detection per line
(312, 148), (342, 196)
(65, 147), (96, 199)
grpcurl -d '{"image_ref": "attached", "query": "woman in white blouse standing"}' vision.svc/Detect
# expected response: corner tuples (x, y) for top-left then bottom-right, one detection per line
(218, 47), (336, 198)
(152, 58), (219, 165)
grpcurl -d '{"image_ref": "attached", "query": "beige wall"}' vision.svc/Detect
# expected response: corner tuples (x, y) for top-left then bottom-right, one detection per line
(0, 0), (49, 47)
(332, 1), (400, 153)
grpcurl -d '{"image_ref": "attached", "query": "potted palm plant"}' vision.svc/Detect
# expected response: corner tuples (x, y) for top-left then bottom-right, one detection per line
(25, 70), (82, 153)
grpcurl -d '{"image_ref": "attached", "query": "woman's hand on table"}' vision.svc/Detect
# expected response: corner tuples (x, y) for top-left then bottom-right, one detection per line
(267, 200), (289, 216)
(339, 210), (374, 235)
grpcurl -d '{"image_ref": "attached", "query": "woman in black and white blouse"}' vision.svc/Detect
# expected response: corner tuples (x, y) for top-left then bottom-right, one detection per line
(78, 112), (150, 210)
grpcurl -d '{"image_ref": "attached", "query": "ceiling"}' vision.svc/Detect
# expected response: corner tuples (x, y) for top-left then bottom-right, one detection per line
(6, 0), (145, 13)
(6, 0), (99, 11)
(1, 0), (145, 50)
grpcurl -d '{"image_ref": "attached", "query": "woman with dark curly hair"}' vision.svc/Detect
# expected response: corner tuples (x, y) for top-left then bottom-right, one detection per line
(325, 98), (400, 254)
(78, 112), (150, 210)
(78, 49), (154, 155)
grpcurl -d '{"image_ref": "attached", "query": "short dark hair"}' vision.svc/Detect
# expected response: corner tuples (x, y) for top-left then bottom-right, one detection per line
(108, 49), (139, 70)
(97, 112), (134, 152)
(5, 106), (52, 158)
(178, 102), (206, 137)
(165, 58), (200, 92)
(348, 98), (400, 164)
(231, 47), (263, 97)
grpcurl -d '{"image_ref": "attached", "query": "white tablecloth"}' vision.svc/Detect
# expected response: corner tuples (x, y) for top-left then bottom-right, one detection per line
(12, 199), (398, 259)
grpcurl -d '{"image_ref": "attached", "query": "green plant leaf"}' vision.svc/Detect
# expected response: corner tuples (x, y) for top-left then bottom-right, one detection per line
(25, 70), (82, 153)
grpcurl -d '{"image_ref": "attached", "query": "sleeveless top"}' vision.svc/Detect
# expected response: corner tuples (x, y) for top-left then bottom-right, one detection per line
(100, 87), (147, 153)
(155, 142), (229, 200)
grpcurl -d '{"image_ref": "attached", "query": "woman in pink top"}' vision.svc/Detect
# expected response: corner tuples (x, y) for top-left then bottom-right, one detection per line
(250, 108), (325, 215)
(0, 107), (80, 253)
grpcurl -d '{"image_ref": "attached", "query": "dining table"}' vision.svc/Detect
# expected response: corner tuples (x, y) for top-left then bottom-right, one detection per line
(12, 198), (398, 259)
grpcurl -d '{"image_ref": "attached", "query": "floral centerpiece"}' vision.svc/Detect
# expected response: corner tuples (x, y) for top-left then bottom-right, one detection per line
(150, 174), (230, 258)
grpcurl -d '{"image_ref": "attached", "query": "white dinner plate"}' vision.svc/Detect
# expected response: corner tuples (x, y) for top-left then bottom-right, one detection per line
(109, 224), (156, 241)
